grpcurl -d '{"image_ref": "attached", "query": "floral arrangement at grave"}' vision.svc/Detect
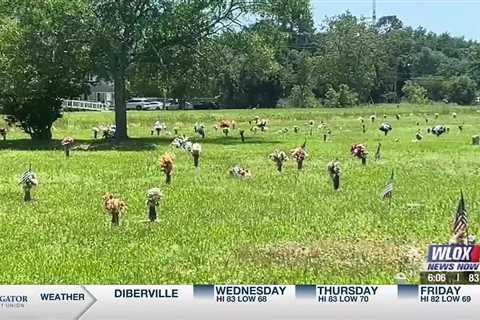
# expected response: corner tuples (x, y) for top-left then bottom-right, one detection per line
(327, 160), (341, 191)
(153, 121), (164, 136)
(229, 165), (251, 178)
(251, 116), (260, 125)
(103, 193), (127, 227)
(351, 143), (368, 165)
(379, 123), (393, 136)
(269, 150), (288, 172)
(415, 130), (423, 141)
(102, 125), (116, 139)
(431, 125), (447, 137)
(19, 167), (38, 202)
(171, 136), (193, 152)
(293, 126), (299, 133)
(256, 119), (268, 132)
(452, 112), (457, 118)
(61, 137), (74, 157)
(370, 115), (376, 122)
(291, 142), (308, 170)
(306, 120), (315, 135)
(222, 127), (230, 136)
(194, 123), (206, 138)
(219, 120), (232, 129)
(191, 143), (202, 168)
(146, 188), (163, 222)
(219, 120), (231, 136)
(160, 153), (175, 184)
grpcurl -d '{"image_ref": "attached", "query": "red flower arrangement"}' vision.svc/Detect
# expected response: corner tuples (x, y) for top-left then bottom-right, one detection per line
(61, 137), (74, 157)
(219, 120), (232, 129)
(229, 165), (251, 178)
(61, 137), (74, 146)
(291, 146), (308, 170)
(351, 144), (368, 165)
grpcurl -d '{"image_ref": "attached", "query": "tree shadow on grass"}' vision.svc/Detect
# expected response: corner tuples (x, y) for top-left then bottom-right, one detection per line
(0, 135), (280, 151)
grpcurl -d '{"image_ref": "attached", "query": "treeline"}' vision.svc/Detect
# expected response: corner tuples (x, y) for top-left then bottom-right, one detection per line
(156, 13), (480, 109)
(1, 0), (479, 140)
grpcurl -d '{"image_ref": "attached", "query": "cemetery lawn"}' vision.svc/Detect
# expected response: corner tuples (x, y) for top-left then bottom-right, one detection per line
(0, 104), (479, 284)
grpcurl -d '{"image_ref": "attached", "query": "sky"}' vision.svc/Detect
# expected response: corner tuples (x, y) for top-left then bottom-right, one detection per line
(312, 0), (480, 40)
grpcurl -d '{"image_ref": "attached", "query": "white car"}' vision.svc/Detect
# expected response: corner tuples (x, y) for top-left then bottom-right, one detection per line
(126, 98), (151, 110)
(144, 101), (164, 110)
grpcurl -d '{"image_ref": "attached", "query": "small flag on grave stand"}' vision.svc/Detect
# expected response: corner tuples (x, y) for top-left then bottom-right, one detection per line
(19, 164), (33, 185)
(382, 171), (394, 200)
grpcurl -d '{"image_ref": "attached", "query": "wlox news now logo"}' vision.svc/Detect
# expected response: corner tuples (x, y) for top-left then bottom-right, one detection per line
(428, 245), (480, 262)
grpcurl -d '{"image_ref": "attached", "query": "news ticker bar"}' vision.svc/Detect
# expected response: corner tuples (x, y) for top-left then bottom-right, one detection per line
(2, 284), (480, 319)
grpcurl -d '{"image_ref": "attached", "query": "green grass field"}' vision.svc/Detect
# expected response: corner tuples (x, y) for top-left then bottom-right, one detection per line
(0, 104), (479, 284)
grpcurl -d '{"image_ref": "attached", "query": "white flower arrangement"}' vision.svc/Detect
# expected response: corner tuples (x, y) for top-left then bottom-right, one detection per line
(269, 150), (288, 172)
(146, 187), (163, 222)
(191, 143), (202, 168)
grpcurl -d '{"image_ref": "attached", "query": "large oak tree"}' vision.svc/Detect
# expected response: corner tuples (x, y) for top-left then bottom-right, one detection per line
(89, 0), (250, 141)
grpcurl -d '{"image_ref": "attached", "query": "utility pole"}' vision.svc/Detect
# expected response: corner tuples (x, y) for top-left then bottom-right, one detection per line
(372, 0), (377, 25)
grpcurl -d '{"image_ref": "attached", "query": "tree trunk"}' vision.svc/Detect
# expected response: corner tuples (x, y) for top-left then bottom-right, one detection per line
(114, 72), (128, 141)
(30, 128), (52, 141)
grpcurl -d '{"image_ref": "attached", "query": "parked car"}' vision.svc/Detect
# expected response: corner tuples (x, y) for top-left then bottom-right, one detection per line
(126, 98), (152, 110)
(165, 101), (194, 110)
(144, 99), (164, 110)
(192, 102), (219, 110)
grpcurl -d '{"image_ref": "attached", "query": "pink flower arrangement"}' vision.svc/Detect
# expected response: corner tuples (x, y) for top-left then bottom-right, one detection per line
(61, 137), (74, 146)
(219, 120), (232, 129)
(230, 165), (251, 178)
(61, 137), (74, 157)
(291, 145), (308, 170)
(351, 144), (368, 165)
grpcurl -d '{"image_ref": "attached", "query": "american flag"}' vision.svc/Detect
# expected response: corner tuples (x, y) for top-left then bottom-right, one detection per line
(18, 164), (33, 185)
(375, 143), (381, 161)
(383, 171), (394, 199)
(453, 192), (468, 234)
